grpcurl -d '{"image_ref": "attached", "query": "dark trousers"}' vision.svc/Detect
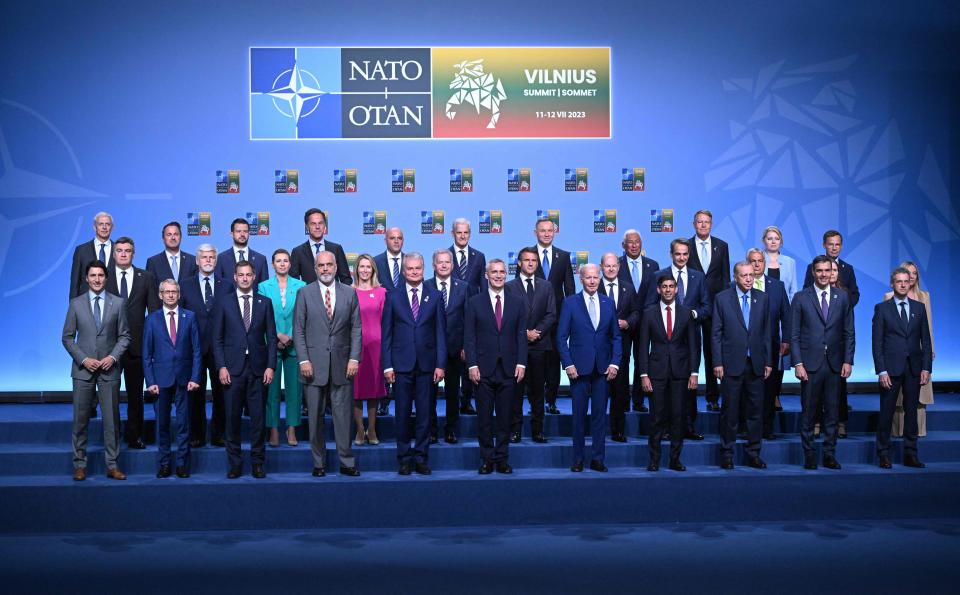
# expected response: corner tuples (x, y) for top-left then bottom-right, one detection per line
(121, 352), (146, 443)
(628, 330), (646, 408)
(762, 370), (785, 435)
(394, 369), (432, 464)
(701, 320), (720, 404)
(800, 366), (840, 456)
(609, 338), (632, 436)
(684, 327), (703, 431)
(878, 370), (921, 456)
(430, 355), (462, 436)
(223, 361), (266, 470)
(650, 377), (685, 462)
(544, 349), (561, 407)
(189, 352), (224, 444)
(570, 369), (609, 464)
(513, 349), (548, 436)
(460, 362), (474, 407)
(719, 362), (763, 460)
(155, 384), (190, 468)
(477, 362), (515, 464)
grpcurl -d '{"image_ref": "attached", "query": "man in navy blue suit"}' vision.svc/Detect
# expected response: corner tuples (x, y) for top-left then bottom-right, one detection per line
(639, 276), (700, 471)
(648, 239), (712, 441)
(180, 244), (230, 448)
(791, 255), (855, 470)
(557, 263), (622, 472)
(712, 262), (771, 469)
(747, 249), (791, 439)
(212, 260), (277, 479)
(382, 253), (447, 475)
(618, 229), (660, 413)
(289, 208), (352, 285)
(215, 218), (269, 287)
(145, 221), (198, 292)
(872, 267), (932, 469)
(143, 279), (202, 478)
(426, 249), (469, 444)
(374, 227), (406, 292)
(465, 259), (527, 474)
(599, 252), (640, 442)
(450, 218), (486, 414)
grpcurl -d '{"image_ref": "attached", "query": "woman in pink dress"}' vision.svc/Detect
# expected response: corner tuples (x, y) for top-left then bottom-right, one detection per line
(353, 254), (387, 445)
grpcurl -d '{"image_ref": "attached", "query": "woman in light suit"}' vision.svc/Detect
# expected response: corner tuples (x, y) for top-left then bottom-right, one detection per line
(258, 248), (306, 447)
(761, 225), (798, 300)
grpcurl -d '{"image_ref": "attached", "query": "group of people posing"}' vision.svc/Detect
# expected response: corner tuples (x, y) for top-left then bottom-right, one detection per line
(61, 207), (934, 480)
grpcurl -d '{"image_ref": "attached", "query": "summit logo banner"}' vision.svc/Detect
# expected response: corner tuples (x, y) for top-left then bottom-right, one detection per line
(250, 47), (610, 140)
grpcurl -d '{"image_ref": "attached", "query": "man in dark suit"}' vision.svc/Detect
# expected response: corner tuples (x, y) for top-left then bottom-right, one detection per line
(212, 260), (277, 479)
(638, 275), (700, 472)
(618, 229), (660, 413)
(450, 217), (486, 414)
(69, 211), (114, 298)
(517, 217), (575, 415)
(872, 267), (932, 469)
(557, 263), (622, 472)
(381, 253), (446, 475)
(647, 239), (712, 440)
(105, 237), (161, 449)
(686, 210), (730, 413)
(374, 227), (406, 291)
(791, 255), (855, 470)
(747, 249), (791, 439)
(712, 262), (771, 469)
(803, 230), (860, 307)
(142, 279), (202, 478)
(425, 249), (469, 444)
(508, 247), (557, 443)
(145, 221), (198, 292)
(214, 218), (269, 287)
(465, 259), (528, 474)
(289, 208), (351, 284)
(61, 261), (131, 481)
(599, 252), (640, 442)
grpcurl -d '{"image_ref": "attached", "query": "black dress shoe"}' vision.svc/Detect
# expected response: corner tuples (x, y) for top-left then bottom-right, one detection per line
(706, 403), (721, 412)
(904, 456), (926, 468)
(634, 404), (649, 413)
(414, 462), (431, 475)
(339, 465), (361, 477)
(804, 454), (817, 470)
(662, 433), (671, 441)
(720, 460), (734, 470)
(823, 457), (841, 470)
(211, 437), (225, 447)
(444, 431), (458, 444)
(878, 455), (892, 469)
(570, 461), (584, 472)
(611, 433), (627, 443)
(175, 466), (190, 478)
(496, 462), (513, 474)
(747, 457), (767, 469)
(313, 467), (326, 477)
(589, 460), (608, 472)
(227, 467), (242, 479)
(460, 404), (477, 415)
(479, 461), (493, 474)
(647, 460), (660, 472)
(510, 432), (521, 443)
(376, 403), (389, 416)
(157, 465), (172, 478)
(532, 433), (548, 443)
(189, 439), (203, 448)
(128, 439), (146, 450)
(685, 431), (704, 441)
(252, 464), (266, 478)
(398, 462), (412, 476)
(668, 459), (686, 472)
(429, 434), (439, 445)
(546, 404), (561, 415)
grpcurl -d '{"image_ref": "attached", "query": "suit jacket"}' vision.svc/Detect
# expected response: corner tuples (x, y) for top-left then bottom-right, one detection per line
(259, 276), (306, 357)
(599, 278), (640, 338)
(426, 276), (469, 355)
(516, 246), (576, 312)
(790, 285), (855, 373)
(803, 257), (860, 307)
(104, 266), (161, 358)
(765, 253), (798, 301)
(289, 239), (352, 285)
(69, 240), (112, 298)
(507, 276), (556, 352)
(449, 245), (487, 294)
(142, 308), (202, 388)
(871, 298), (932, 377)
(711, 288), (771, 376)
(647, 266), (713, 321)
(381, 283), (447, 373)
(215, 247), (269, 287)
(617, 254), (660, 311)
(145, 251), (198, 291)
(211, 290), (278, 376)
(374, 251), (404, 291)
(556, 292), (622, 375)
(292, 281), (362, 386)
(758, 275), (791, 353)
(637, 302), (700, 380)
(179, 274), (231, 357)
(464, 290), (528, 375)
(687, 235), (731, 296)
(61, 292), (131, 381)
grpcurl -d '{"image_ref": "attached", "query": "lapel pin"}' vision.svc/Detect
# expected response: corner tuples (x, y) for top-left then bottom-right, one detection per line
(424, 296), (430, 303)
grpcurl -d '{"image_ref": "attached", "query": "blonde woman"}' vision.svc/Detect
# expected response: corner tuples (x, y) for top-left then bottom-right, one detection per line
(761, 226), (797, 413)
(885, 261), (934, 437)
(352, 254), (387, 445)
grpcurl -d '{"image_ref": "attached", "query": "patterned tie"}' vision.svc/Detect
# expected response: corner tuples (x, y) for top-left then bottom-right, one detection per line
(170, 255), (179, 280)
(98, 243), (106, 264)
(120, 270), (128, 299)
(410, 287), (419, 321)
(525, 278), (535, 307)
(495, 294), (503, 330)
(588, 295), (598, 329)
(899, 301), (908, 327)
(392, 257), (401, 288)
(204, 277), (213, 305)
(242, 294), (251, 331)
(700, 240), (711, 271)
(541, 249), (551, 278)
(608, 282), (617, 309)
(440, 280), (448, 307)
(325, 287), (333, 320)
(93, 296), (102, 331)
(238, 250), (245, 263)
(676, 270), (685, 304)
(820, 290), (829, 321)
(742, 294), (750, 330)
(458, 250), (467, 280)
(168, 311), (177, 345)
(630, 259), (640, 291)
(314, 242), (322, 255)
(665, 305), (673, 340)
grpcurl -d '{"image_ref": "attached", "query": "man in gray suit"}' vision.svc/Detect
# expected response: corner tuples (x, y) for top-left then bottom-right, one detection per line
(61, 260), (131, 481)
(294, 251), (363, 477)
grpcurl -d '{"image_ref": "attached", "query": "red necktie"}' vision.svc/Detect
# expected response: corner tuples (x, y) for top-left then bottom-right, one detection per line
(666, 306), (673, 340)
(325, 288), (333, 320)
(495, 294), (502, 330)
(168, 311), (177, 345)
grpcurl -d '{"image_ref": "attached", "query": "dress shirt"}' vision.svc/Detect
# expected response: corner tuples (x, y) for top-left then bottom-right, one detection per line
(815, 284), (832, 309)
(94, 239), (112, 265)
(537, 243), (553, 268)
(199, 272), (215, 298)
(671, 265), (695, 317)
(233, 245), (249, 262)
(114, 265), (134, 295)
(640, 300), (694, 378)
(312, 240), (326, 255)
(574, 291), (617, 371)
(405, 282), (423, 309)
(436, 276), (451, 307)
(603, 278), (619, 309)
(626, 256), (643, 287)
(456, 247), (468, 268)
(879, 297), (912, 377)
(696, 235), (712, 270)
(319, 280), (337, 313)
(470, 288), (524, 371)
(164, 305), (179, 335)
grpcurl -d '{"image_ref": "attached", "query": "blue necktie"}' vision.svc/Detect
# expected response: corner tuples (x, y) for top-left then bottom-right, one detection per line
(440, 280), (448, 307)
(458, 250), (467, 280)
(170, 255), (179, 280)
(120, 270), (128, 299)
(392, 257), (401, 288)
(630, 260), (640, 291)
(98, 243), (106, 264)
(541, 249), (551, 278)
(203, 277), (213, 305)
(742, 294), (751, 357)
(93, 296), (102, 331)
(676, 270), (685, 304)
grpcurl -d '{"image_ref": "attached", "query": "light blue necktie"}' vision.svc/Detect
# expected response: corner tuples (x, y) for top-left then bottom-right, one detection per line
(541, 249), (551, 278)
(630, 259), (640, 291)
(700, 240), (711, 271)
(170, 255), (179, 280)
(741, 293), (750, 330)
(588, 295), (599, 329)
(392, 257), (401, 287)
(93, 296), (102, 331)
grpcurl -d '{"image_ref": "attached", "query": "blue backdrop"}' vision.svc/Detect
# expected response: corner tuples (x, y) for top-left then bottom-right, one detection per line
(0, 0), (957, 390)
